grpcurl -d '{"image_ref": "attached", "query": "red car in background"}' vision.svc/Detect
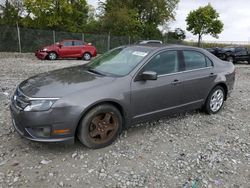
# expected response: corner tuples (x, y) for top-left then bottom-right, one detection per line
(35, 40), (97, 61)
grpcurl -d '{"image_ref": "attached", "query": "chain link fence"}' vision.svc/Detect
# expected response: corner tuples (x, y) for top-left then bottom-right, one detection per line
(1, 25), (250, 54)
(0, 25), (135, 53)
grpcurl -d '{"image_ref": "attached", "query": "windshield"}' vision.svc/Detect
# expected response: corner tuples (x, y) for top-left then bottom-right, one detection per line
(87, 47), (150, 76)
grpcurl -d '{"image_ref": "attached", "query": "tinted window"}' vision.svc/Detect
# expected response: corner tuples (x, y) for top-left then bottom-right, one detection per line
(183, 51), (206, 70)
(206, 57), (213, 67)
(63, 41), (73, 46)
(236, 48), (247, 54)
(74, 41), (83, 46)
(143, 51), (179, 75)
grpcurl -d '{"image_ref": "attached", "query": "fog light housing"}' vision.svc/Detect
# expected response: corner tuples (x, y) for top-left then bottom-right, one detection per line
(29, 127), (51, 138)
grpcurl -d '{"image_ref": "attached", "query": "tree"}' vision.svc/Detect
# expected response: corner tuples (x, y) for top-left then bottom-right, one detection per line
(0, 0), (23, 26)
(23, 0), (89, 32)
(99, 0), (179, 38)
(186, 4), (223, 47)
(98, 0), (142, 36)
(132, 0), (179, 38)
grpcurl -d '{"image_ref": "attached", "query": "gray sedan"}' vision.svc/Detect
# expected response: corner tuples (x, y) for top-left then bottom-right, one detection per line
(10, 44), (235, 148)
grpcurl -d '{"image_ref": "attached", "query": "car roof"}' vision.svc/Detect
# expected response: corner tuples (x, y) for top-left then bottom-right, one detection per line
(61, 39), (83, 42)
(128, 43), (204, 51)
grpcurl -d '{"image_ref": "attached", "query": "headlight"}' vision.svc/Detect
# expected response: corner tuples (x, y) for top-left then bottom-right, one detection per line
(42, 48), (48, 52)
(24, 99), (57, 112)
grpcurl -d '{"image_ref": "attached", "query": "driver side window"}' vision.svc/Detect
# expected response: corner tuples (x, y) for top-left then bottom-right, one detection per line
(143, 51), (179, 75)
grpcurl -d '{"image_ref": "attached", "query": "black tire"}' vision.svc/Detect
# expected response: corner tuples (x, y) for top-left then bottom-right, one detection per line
(77, 104), (122, 149)
(82, 52), (92, 61)
(204, 86), (225, 114)
(48, 52), (57, 60)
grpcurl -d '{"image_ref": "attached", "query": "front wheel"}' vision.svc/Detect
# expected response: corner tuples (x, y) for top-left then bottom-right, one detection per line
(48, 52), (57, 60)
(77, 104), (122, 149)
(83, 52), (92, 61)
(204, 86), (225, 114)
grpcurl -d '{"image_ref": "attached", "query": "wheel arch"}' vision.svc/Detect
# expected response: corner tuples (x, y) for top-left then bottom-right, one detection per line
(210, 82), (228, 101)
(75, 100), (127, 136)
(83, 51), (92, 57)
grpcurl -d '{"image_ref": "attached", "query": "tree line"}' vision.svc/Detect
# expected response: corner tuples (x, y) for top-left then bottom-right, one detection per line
(0, 0), (185, 41)
(0, 0), (223, 46)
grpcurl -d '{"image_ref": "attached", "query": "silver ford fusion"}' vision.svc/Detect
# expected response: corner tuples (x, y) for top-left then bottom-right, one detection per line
(10, 44), (235, 149)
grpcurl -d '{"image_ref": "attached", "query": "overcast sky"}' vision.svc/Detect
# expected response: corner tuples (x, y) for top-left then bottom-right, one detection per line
(87, 0), (250, 42)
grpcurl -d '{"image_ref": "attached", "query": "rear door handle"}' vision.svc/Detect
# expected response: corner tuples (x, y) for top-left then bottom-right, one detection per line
(171, 79), (181, 85)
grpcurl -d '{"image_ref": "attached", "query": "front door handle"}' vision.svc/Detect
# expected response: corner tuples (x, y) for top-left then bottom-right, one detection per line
(209, 72), (214, 77)
(171, 79), (181, 85)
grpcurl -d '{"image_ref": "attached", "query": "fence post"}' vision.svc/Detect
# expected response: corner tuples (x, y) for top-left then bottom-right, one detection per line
(82, 33), (85, 42)
(16, 22), (21, 53)
(107, 31), (111, 51)
(128, 36), (131, 45)
(53, 30), (56, 43)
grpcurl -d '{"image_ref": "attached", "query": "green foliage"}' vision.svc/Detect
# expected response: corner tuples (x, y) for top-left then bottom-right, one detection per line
(0, 0), (21, 25)
(0, 0), (181, 40)
(186, 4), (223, 46)
(100, 0), (179, 39)
(23, 0), (89, 32)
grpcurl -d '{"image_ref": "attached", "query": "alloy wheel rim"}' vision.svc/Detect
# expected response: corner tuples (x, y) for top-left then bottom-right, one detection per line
(88, 112), (118, 144)
(84, 54), (90, 60)
(210, 89), (224, 112)
(49, 53), (56, 60)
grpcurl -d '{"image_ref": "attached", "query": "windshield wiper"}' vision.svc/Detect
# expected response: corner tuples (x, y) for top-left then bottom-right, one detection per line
(87, 68), (105, 76)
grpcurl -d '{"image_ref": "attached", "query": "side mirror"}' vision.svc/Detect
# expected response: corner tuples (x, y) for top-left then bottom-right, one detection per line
(141, 71), (158, 81)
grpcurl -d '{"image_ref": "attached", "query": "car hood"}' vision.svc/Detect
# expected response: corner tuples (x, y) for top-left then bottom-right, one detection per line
(19, 65), (115, 98)
(41, 44), (58, 51)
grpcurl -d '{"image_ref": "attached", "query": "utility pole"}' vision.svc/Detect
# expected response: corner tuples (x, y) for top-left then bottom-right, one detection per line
(16, 22), (21, 53)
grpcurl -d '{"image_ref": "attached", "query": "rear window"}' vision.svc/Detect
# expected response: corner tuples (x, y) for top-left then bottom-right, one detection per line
(183, 51), (207, 70)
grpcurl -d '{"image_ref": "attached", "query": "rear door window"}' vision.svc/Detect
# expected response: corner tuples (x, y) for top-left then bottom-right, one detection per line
(183, 51), (207, 70)
(74, 41), (83, 46)
(63, 41), (73, 46)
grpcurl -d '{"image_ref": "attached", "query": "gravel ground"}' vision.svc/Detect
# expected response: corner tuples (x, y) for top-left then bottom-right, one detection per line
(0, 53), (250, 188)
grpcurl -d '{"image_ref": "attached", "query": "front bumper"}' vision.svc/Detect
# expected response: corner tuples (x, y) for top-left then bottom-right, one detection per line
(35, 51), (48, 60)
(10, 100), (76, 143)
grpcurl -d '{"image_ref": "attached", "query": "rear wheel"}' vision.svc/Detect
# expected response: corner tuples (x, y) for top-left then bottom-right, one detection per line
(48, 52), (57, 60)
(77, 104), (122, 149)
(204, 86), (225, 114)
(83, 52), (92, 61)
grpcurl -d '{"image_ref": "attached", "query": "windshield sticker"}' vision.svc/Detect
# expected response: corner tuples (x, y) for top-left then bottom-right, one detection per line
(132, 51), (148, 57)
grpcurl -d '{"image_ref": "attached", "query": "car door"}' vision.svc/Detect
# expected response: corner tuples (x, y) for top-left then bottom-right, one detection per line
(72, 41), (84, 57)
(180, 50), (215, 107)
(235, 47), (249, 61)
(130, 50), (183, 123)
(58, 41), (73, 58)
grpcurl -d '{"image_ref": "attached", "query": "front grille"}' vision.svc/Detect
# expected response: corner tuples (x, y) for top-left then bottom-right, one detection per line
(13, 88), (30, 110)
